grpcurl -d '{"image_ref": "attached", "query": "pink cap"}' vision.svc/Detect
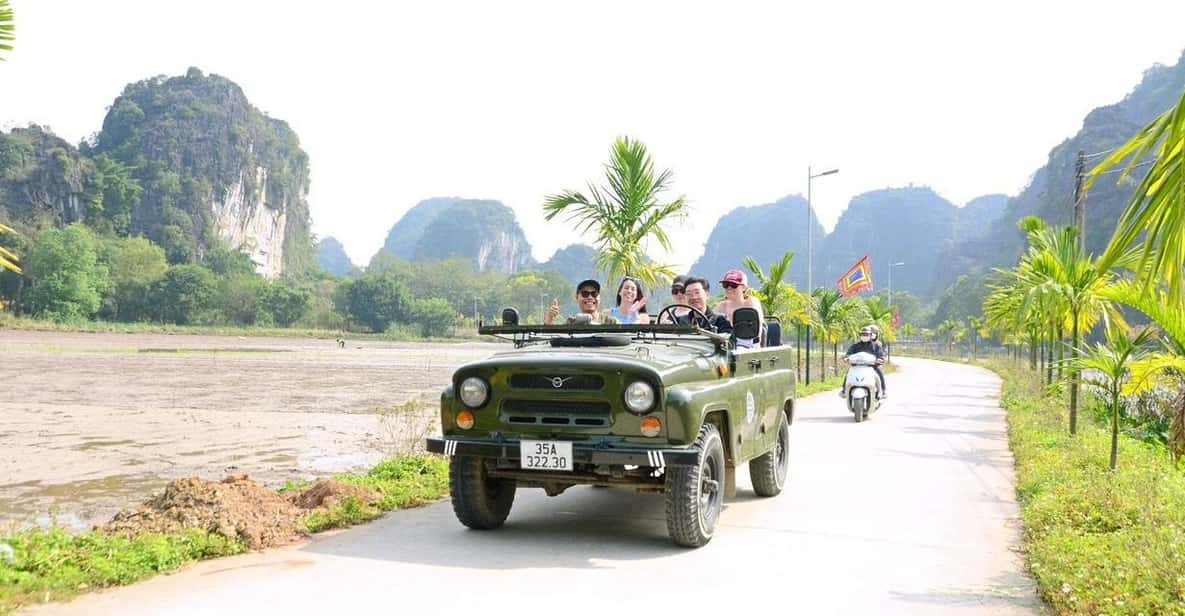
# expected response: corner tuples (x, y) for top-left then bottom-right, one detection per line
(720, 269), (747, 286)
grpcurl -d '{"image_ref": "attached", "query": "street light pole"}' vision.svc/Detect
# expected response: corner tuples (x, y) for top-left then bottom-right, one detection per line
(804, 166), (838, 385)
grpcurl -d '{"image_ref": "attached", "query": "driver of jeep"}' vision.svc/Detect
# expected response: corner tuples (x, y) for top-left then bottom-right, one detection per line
(674, 277), (733, 334)
(544, 279), (620, 325)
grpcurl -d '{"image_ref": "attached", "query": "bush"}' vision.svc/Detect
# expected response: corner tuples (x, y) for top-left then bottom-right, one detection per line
(149, 264), (216, 325)
(411, 297), (457, 337)
(22, 224), (109, 321)
(998, 360), (1185, 614)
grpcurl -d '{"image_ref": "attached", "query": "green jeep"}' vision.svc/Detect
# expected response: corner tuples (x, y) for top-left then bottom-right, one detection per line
(426, 305), (796, 547)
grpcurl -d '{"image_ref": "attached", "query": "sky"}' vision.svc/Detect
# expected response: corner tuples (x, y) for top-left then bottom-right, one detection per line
(2, 1), (1184, 270)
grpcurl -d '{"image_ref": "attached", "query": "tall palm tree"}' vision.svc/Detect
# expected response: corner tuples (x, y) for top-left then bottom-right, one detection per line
(1071, 323), (1153, 471)
(862, 296), (896, 343)
(1021, 224), (1133, 434)
(0, 0), (13, 61)
(543, 137), (688, 290)
(1089, 88), (1185, 304)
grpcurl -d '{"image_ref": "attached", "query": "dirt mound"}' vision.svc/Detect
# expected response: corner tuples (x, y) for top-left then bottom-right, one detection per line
(287, 480), (379, 510)
(101, 475), (304, 549)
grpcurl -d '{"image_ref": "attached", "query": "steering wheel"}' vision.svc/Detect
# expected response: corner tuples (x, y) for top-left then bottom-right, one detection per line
(656, 304), (712, 329)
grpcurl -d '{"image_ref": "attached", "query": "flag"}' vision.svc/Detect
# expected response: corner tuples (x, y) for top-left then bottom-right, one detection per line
(892, 305), (901, 328)
(837, 256), (874, 297)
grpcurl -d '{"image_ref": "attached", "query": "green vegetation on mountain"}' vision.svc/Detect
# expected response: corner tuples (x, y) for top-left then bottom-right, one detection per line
(316, 236), (355, 277)
(371, 197), (534, 274)
(690, 195), (825, 292)
(540, 243), (597, 285)
(377, 197), (460, 260)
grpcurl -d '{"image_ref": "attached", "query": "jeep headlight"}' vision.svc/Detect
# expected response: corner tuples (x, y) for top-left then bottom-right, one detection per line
(459, 377), (489, 408)
(624, 380), (656, 414)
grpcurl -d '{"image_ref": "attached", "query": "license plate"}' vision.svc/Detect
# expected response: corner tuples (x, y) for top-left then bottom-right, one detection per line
(520, 440), (573, 471)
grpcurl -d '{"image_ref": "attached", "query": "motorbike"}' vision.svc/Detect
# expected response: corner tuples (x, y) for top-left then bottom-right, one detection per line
(842, 351), (883, 423)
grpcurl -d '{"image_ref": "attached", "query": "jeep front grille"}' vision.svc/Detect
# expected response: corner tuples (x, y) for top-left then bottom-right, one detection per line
(508, 374), (605, 391)
(501, 399), (611, 415)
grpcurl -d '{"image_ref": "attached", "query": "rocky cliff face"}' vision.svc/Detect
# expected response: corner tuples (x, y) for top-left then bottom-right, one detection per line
(0, 125), (94, 228)
(372, 198), (535, 274)
(541, 244), (598, 285)
(95, 68), (314, 277)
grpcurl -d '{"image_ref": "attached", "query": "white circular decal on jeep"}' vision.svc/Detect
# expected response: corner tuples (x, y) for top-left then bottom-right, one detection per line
(746, 391), (756, 423)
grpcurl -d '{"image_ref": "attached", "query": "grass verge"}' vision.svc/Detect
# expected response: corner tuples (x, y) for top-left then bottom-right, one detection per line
(991, 359), (1185, 615)
(0, 455), (449, 614)
(0, 314), (480, 343)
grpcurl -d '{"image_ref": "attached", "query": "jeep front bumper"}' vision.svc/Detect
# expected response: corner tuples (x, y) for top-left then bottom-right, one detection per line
(425, 437), (700, 467)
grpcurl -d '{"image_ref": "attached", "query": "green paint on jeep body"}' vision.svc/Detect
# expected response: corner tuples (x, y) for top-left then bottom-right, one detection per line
(439, 328), (796, 465)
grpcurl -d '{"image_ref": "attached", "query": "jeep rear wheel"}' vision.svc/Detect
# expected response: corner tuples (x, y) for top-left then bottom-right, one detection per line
(664, 423), (725, 548)
(749, 417), (789, 497)
(449, 456), (516, 530)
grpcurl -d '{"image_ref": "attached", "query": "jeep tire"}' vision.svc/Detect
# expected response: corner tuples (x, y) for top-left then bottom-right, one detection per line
(664, 423), (725, 547)
(450, 455), (516, 530)
(749, 416), (789, 497)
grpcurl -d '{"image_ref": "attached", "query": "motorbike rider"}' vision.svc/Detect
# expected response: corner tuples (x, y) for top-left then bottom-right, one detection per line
(840, 325), (887, 399)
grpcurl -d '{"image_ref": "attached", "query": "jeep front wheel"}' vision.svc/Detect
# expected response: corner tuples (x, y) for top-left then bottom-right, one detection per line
(449, 456), (516, 530)
(749, 416), (789, 497)
(664, 423), (725, 547)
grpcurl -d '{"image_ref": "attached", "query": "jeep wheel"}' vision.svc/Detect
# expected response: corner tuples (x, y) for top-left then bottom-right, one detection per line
(664, 423), (725, 548)
(749, 417), (789, 497)
(449, 456), (516, 530)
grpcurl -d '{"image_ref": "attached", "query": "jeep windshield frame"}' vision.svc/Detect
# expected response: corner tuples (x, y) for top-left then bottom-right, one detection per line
(477, 323), (730, 350)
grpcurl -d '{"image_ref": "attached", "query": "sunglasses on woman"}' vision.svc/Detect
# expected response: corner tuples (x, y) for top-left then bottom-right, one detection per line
(722, 282), (740, 289)
(670, 286), (684, 295)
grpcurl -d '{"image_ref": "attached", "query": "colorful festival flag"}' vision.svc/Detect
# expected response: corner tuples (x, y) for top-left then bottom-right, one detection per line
(893, 305), (901, 328)
(837, 256), (874, 297)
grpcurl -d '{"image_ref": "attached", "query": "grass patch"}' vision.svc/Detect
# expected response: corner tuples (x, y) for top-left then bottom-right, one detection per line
(0, 314), (480, 342)
(0, 528), (244, 614)
(0, 455), (450, 614)
(300, 456), (450, 533)
(991, 359), (1185, 615)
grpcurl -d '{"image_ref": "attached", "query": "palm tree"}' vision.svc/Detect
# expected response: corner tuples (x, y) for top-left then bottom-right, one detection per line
(813, 289), (844, 381)
(1089, 88), (1185, 304)
(0, 0), (13, 61)
(863, 296), (896, 343)
(0, 223), (20, 274)
(743, 251), (810, 377)
(1103, 281), (1185, 463)
(543, 137), (688, 290)
(1021, 224), (1133, 434)
(1071, 323), (1153, 471)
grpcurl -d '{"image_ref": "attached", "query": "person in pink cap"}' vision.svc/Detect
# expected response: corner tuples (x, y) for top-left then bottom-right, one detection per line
(714, 269), (764, 346)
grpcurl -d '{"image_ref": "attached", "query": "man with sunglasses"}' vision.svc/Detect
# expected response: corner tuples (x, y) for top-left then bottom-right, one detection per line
(544, 279), (620, 325)
(658, 274), (690, 324)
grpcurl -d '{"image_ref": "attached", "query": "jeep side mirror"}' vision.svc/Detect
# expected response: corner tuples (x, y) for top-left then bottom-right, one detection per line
(732, 307), (760, 341)
(501, 308), (520, 326)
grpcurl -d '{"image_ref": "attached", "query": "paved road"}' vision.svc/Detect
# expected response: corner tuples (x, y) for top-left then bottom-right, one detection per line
(31, 357), (1040, 615)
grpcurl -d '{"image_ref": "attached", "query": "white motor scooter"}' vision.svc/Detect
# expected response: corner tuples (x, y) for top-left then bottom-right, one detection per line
(842, 351), (883, 423)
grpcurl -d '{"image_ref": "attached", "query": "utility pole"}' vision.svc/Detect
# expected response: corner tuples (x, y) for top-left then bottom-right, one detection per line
(1073, 149), (1086, 252)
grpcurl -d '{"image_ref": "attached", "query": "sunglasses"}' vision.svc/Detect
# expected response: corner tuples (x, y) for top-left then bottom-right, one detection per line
(722, 282), (740, 289)
(579, 290), (599, 298)
(670, 286), (685, 294)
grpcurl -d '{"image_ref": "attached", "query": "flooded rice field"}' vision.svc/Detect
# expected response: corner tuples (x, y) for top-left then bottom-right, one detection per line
(0, 330), (501, 530)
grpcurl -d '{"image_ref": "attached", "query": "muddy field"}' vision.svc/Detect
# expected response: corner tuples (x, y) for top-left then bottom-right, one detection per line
(0, 330), (501, 530)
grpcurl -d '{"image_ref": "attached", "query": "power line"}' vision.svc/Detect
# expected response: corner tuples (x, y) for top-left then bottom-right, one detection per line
(1088, 160), (1155, 177)
(1082, 148), (1116, 159)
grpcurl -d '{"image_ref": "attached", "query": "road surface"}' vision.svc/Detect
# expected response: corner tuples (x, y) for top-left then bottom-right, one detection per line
(30, 356), (1040, 615)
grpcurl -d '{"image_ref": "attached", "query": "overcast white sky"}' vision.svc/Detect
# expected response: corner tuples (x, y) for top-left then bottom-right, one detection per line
(2, 1), (1184, 269)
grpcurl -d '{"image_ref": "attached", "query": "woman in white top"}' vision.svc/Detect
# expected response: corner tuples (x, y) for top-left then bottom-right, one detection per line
(713, 269), (764, 346)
